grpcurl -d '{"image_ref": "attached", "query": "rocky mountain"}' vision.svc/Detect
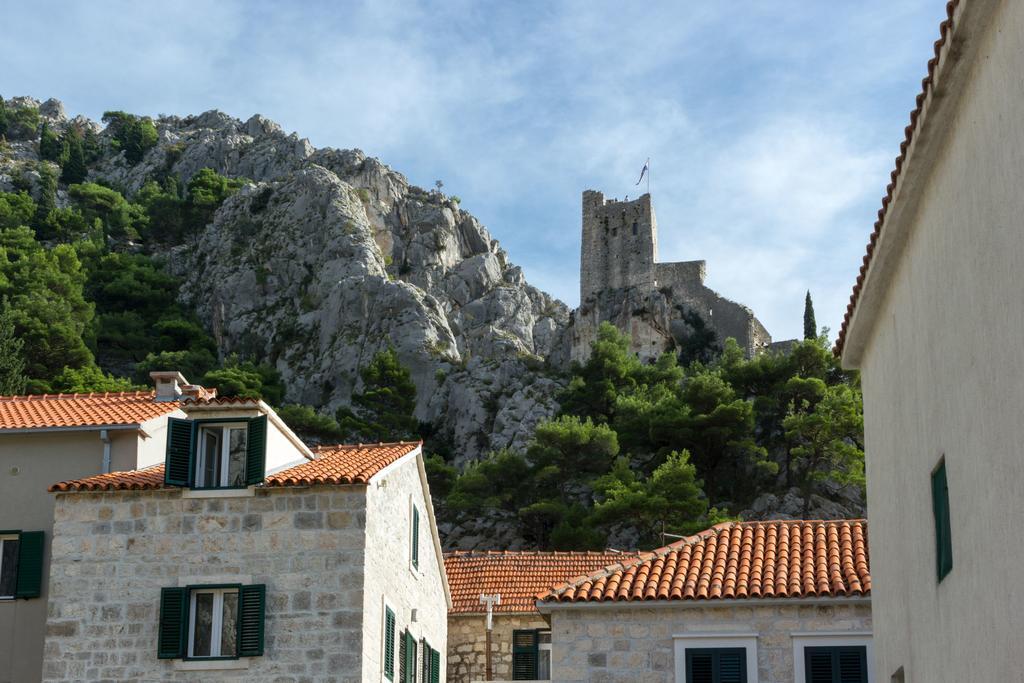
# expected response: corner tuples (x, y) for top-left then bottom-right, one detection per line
(1, 97), (569, 463)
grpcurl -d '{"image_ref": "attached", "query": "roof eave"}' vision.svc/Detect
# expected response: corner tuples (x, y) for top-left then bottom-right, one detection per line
(536, 594), (871, 614)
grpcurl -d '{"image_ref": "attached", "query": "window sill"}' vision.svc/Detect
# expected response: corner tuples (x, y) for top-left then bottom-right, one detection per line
(173, 658), (251, 671)
(182, 487), (256, 499)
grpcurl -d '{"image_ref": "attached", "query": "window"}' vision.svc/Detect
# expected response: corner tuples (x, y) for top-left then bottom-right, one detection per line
(398, 629), (417, 683)
(685, 648), (747, 683)
(803, 646), (868, 683)
(513, 629), (550, 680)
(384, 606), (396, 680)
(158, 584), (265, 660)
(421, 639), (440, 683)
(931, 459), (953, 581)
(164, 416), (267, 489)
(0, 530), (43, 599)
(410, 504), (420, 570)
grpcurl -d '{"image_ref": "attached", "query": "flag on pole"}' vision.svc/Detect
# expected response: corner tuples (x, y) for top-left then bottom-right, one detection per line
(635, 158), (650, 186)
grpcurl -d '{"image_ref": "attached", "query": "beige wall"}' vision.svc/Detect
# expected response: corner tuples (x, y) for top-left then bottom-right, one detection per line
(849, 1), (1024, 681)
(362, 451), (449, 682)
(447, 613), (550, 683)
(546, 600), (872, 683)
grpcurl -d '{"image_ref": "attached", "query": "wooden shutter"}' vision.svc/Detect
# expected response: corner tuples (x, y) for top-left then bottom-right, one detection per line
(931, 461), (953, 580)
(717, 649), (746, 683)
(421, 639), (429, 683)
(164, 417), (195, 486)
(430, 647), (440, 683)
(237, 584), (266, 656)
(384, 607), (396, 680)
(14, 531), (43, 598)
(399, 629), (407, 683)
(686, 650), (714, 683)
(246, 415), (268, 486)
(686, 648), (747, 683)
(804, 646), (867, 683)
(406, 631), (417, 683)
(837, 647), (867, 683)
(158, 587), (188, 659)
(512, 629), (539, 680)
(411, 506), (420, 569)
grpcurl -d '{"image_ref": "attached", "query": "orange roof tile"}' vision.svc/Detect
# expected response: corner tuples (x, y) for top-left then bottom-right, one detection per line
(49, 441), (421, 492)
(0, 391), (179, 430)
(836, 1), (958, 356)
(445, 550), (637, 614)
(542, 520), (870, 604)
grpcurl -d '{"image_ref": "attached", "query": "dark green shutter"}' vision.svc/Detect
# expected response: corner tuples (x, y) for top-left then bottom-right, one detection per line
(237, 584), (266, 656)
(512, 629), (539, 680)
(164, 418), (195, 486)
(246, 415), (268, 486)
(399, 630), (407, 683)
(430, 647), (440, 683)
(804, 646), (867, 683)
(406, 631), (417, 683)
(14, 531), (43, 598)
(421, 639), (429, 683)
(158, 587), (188, 659)
(686, 648), (747, 683)
(932, 461), (953, 581)
(411, 506), (420, 569)
(384, 607), (396, 680)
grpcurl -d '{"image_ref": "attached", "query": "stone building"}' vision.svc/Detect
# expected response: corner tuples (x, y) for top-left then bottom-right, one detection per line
(538, 519), (873, 683)
(0, 372), (202, 683)
(41, 395), (449, 682)
(837, 1), (1024, 681)
(443, 550), (632, 682)
(569, 191), (771, 362)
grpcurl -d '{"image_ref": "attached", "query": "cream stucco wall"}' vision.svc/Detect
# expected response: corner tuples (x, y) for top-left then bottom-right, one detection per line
(361, 450), (449, 682)
(846, 1), (1024, 681)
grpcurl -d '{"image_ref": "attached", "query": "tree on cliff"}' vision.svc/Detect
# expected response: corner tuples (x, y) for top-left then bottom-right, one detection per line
(0, 305), (27, 395)
(803, 290), (817, 339)
(337, 347), (419, 443)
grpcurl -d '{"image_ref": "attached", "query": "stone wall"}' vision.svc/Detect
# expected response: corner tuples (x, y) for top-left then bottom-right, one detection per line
(580, 191), (658, 301)
(43, 486), (371, 682)
(547, 600), (872, 683)
(447, 613), (550, 682)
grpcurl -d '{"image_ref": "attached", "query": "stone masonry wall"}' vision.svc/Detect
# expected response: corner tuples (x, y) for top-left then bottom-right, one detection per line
(580, 191), (657, 301)
(447, 613), (550, 683)
(548, 601), (872, 683)
(43, 486), (369, 683)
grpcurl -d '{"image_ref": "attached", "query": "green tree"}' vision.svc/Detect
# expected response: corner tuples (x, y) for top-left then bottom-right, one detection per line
(447, 449), (533, 514)
(135, 349), (217, 385)
(0, 305), (27, 394)
(783, 383), (865, 515)
(68, 183), (146, 241)
(102, 111), (158, 165)
(38, 122), (62, 162)
(201, 356), (284, 404)
(677, 310), (721, 366)
(337, 347), (419, 443)
(275, 404), (343, 441)
(50, 365), (136, 393)
(0, 99), (39, 140)
(803, 290), (817, 340)
(0, 191), (35, 230)
(59, 128), (88, 184)
(33, 163), (58, 230)
(187, 168), (248, 230)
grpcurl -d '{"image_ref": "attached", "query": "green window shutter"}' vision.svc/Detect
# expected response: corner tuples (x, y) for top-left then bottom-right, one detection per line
(399, 629), (408, 683)
(158, 587), (189, 659)
(14, 531), (44, 599)
(512, 629), (539, 680)
(237, 584), (266, 657)
(407, 631), (417, 683)
(421, 639), (429, 683)
(411, 506), (420, 569)
(430, 647), (440, 683)
(837, 647), (867, 683)
(384, 607), (396, 680)
(804, 646), (867, 683)
(931, 461), (953, 581)
(686, 648), (747, 683)
(164, 417), (195, 487)
(246, 415), (268, 486)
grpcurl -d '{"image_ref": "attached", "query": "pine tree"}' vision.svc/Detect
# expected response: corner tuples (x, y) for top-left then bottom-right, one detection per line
(38, 122), (63, 162)
(32, 162), (57, 230)
(0, 306), (27, 395)
(803, 290), (817, 340)
(59, 128), (88, 185)
(336, 347), (419, 443)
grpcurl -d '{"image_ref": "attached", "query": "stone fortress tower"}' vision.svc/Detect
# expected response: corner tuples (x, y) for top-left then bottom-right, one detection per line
(569, 190), (771, 362)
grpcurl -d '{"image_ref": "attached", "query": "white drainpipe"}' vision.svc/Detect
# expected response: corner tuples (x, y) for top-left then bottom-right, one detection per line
(100, 429), (112, 473)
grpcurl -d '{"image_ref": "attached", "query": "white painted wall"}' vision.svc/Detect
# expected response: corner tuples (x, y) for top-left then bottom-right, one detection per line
(849, 1), (1024, 681)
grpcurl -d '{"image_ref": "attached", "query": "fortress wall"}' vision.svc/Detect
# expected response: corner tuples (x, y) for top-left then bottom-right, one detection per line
(580, 191), (657, 301)
(653, 260), (706, 288)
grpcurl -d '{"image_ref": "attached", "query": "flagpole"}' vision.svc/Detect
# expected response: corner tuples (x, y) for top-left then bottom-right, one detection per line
(647, 158), (650, 195)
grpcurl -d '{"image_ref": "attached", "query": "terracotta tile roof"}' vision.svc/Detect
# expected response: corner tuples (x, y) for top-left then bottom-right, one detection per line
(836, 1), (959, 356)
(0, 391), (179, 430)
(541, 520), (870, 604)
(444, 550), (637, 614)
(49, 441), (421, 492)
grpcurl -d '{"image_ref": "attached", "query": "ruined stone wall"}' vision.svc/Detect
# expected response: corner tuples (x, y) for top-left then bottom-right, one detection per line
(580, 191), (658, 301)
(447, 613), (550, 683)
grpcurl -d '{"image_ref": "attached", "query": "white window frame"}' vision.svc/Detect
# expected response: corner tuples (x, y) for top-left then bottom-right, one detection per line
(537, 629), (552, 680)
(194, 423), (247, 489)
(791, 632), (873, 683)
(0, 534), (17, 599)
(408, 498), (420, 577)
(672, 633), (759, 683)
(187, 587), (240, 659)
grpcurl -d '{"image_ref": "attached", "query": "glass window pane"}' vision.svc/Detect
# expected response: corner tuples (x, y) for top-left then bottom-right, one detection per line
(227, 428), (247, 487)
(0, 539), (18, 597)
(221, 591), (238, 656)
(201, 430), (220, 487)
(192, 592), (214, 657)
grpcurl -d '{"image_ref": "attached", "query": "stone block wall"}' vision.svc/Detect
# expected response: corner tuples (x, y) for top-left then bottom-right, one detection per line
(43, 486), (369, 682)
(580, 191), (658, 301)
(548, 601), (872, 683)
(447, 613), (550, 683)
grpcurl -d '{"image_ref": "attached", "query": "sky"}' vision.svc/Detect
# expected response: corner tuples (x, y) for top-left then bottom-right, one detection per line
(1, 1), (948, 341)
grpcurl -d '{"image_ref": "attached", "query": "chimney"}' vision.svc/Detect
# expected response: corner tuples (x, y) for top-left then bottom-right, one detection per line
(149, 371), (189, 402)
(180, 383), (217, 401)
